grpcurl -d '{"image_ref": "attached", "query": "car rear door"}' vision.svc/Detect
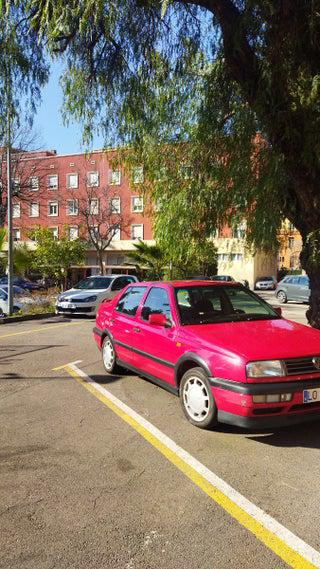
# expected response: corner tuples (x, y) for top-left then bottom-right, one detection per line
(297, 276), (310, 302)
(131, 286), (180, 387)
(107, 285), (148, 367)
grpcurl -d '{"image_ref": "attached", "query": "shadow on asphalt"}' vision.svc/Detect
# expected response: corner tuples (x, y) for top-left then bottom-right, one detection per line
(245, 421), (320, 449)
(91, 373), (123, 385)
(0, 344), (64, 365)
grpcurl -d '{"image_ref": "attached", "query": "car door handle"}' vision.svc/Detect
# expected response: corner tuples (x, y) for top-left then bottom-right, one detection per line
(133, 327), (141, 333)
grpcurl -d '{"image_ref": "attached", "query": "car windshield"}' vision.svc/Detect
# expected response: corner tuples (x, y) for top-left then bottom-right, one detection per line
(175, 285), (279, 325)
(259, 277), (273, 281)
(74, 277), (113, 290)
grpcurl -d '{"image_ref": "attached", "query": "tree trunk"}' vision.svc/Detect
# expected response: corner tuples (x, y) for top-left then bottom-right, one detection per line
(97, 249), (105, 275)
(299, 231), (320, 329)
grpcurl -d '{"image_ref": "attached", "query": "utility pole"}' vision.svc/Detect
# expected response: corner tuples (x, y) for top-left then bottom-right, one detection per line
(5, 20), (13, 315)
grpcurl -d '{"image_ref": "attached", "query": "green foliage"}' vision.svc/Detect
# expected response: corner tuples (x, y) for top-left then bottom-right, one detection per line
(29, 227), (86, 285)
(126, 240), (167, 280)
(0, 227), (32, 275)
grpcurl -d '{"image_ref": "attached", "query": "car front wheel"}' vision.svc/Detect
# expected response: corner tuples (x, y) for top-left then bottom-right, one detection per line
(180, 367), (217, 429)
(277, 290), (287, 304)
(102, 337), (122, 374)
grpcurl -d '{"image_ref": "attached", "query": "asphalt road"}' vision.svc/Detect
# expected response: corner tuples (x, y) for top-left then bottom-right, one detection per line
(1, 299), (319, 569)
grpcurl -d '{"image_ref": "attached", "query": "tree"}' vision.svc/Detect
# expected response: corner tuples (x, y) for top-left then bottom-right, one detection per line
(72, 181), (126, 275)
(0, 226), (31, 275)
(126, 240), (167, 280)
(29, 227), (86, 288)
(8, 1), (320, 325)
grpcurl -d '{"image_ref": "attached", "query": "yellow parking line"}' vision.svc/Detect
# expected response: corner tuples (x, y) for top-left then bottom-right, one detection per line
(56, 362), (319, 569)
(0, 321), (81, 339)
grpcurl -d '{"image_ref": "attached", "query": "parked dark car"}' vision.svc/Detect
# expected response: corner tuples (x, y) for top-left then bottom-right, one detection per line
(276, 275), (310, 304)
(0, 276), (43, 291)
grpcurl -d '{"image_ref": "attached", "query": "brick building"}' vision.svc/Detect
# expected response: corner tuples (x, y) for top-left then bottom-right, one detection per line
(4, 148), (277, 286)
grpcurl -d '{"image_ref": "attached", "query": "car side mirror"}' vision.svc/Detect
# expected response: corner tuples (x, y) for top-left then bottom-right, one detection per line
(102, 298), (111, 304)
(273, 306), (282, 317)
(148, 313), (167, 326)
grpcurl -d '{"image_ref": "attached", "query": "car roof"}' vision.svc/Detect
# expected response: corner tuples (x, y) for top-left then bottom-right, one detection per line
(128, 280), (240, 288)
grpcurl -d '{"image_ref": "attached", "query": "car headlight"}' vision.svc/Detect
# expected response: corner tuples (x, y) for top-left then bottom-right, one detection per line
(57, 295), (62, 302)
(246, 360), (285, 378)
(82, 295), (97, 302)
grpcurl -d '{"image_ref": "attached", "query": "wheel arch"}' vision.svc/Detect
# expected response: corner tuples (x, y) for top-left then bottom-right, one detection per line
(174, 353), (212, 388)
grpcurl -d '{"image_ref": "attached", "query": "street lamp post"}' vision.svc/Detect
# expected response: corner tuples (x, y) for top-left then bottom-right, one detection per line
(5, 18), (13, 316)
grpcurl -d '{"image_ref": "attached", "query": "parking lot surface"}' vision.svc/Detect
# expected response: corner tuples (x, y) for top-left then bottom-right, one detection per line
(1, 299), (319, 569)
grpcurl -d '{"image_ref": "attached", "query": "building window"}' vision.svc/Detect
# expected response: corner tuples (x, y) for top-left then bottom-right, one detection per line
(131, 224), (144, 240)
(288, 236), (294, 249)
(48, 201), (58, 216)
(12, 203), (21, 218)
(131, 196), (144, 213)
(110, 197), (121, 213)
(12, 179), (20, 192)
(67, 173), (78, 189)
(47, 174), (58, 190)
(112, 226), (121, 241)
(13, 228), (21, 241)
(132, 166), (144, 184)
(87, 171), (99, 187)
(230, 253), (243, 262)
(218, 253), (229, 262)
(88, 226), (98, 240)
(68, 226), (79, 240)
(232, 224), (246, 239)
(89, 198), (99, 215)
(29, 203), (39, 217)
(49, 227), (58, 240)
(108, 169), (121, 185)
(67, 199), (78, 216)
(29, 176), (39, 191)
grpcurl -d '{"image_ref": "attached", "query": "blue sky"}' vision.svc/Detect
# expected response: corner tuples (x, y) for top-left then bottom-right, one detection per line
(33, 62), (104, 155)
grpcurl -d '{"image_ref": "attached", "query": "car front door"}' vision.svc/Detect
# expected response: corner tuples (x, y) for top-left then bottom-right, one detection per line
(131, 286), (181, 387)
(107, 285), (148, 367)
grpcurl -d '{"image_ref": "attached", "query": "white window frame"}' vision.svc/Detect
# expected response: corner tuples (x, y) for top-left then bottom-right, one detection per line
(68, 226), (79, 240)
(13, 228), (21, 241)
(66, 199), (78, 216)
(230, 253), (243, 262)
(67, 173), (78, 189)
(29, 202), (39, 217)
(112, 226), (121, 241)
(87, 171), (99, 187)
(132, 166), (144, 184)
(12, 203), (21, 218)
(48, 201), (59, 217)
(50, 227), (59, 240)
(12, 178), (20, 193)
(29, 176), (39, 191)
(89, 198), (99, 215)
(47, 174), (58, 190)
(131, 196), (144, 213)
(108, 169), (121, 186)
(131, 224), (144, 240)
(110, 197), (121, 214)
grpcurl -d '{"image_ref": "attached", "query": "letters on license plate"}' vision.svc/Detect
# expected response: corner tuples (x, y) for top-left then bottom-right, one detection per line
(59, 302), (75, 309)
(303, 388), (320, 404)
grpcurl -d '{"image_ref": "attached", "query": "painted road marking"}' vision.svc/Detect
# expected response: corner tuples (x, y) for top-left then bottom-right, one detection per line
(55, 361), (320, 569)
(0, 321), (81, 339)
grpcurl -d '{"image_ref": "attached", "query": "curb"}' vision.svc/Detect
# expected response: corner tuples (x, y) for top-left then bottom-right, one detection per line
(0, 312), (56, 325)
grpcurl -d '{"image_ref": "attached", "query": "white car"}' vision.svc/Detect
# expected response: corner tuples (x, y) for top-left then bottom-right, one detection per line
(0, 285), (35, 316)
(55, 275), (138, 316)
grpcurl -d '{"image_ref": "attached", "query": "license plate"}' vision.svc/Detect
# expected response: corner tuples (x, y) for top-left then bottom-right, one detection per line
(303, 388), (320, 404)
(59, 302), (75, 309)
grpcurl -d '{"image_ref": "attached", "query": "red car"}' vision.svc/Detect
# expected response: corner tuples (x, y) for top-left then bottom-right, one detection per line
(93, 281), (320, 429)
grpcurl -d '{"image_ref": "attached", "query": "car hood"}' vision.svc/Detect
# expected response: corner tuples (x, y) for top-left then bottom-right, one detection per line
(59, 288), (106, 300)
(179, 318), (320, 362)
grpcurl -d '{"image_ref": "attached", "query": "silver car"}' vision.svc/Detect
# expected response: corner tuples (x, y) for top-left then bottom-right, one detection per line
(276, 275), (310, 304)
(254, 276), (277, 290)
(55, 275), (138, 316)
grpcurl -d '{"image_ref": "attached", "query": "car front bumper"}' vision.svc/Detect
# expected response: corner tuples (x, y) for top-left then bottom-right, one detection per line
(55, 302), (96, 315)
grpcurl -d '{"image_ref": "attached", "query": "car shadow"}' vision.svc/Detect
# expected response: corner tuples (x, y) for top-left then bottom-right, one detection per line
(244, 421), (320, 449)
(90, 373), (123, 385)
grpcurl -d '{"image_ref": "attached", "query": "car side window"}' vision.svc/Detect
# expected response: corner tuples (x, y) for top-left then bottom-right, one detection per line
(111, 278), (124, 291)
(140, 287), (172, 321)
(0, 290), (7, 300)
(298, 276), (309, 286)
(284, 277), (293, 284)
(291, 276), (299, 285)
(115, 286), (146, 316)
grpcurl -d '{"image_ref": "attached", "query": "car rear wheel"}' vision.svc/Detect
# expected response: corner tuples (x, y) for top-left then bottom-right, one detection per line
(180, 367), (217, 429)
(102, 337), (122, 374)
(277, 290), (287, 304)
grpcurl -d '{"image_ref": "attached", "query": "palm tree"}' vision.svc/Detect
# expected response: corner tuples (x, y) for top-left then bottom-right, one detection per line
(126, 240), (167, 280)
(0, 227), (31, 276)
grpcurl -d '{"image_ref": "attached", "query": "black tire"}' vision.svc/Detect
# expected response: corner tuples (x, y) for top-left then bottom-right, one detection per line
(13, 306), (20, 314)
(101, 336), (123, 374)
(277, 290), (287, 304)
(179, 367), (217, 429)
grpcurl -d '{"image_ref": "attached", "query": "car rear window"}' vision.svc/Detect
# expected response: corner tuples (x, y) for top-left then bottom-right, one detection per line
(175, 285), (278, 325)
(115, 286), (147, 316)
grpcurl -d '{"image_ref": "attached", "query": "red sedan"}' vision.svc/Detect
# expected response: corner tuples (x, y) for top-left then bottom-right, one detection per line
(93, 281), (320, 429)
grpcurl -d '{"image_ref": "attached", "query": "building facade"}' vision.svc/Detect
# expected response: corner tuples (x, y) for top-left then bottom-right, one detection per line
(4, 148), (277, 287)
